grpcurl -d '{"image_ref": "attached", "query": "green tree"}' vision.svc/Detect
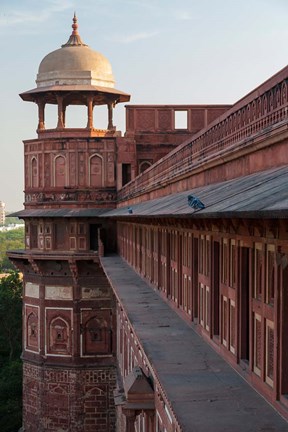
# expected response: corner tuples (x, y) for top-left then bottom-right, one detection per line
(0, 273), (23, 432)
(4, 216), (23, 226)
(0, 227), (24, 272)
(0, 273), (22, 361)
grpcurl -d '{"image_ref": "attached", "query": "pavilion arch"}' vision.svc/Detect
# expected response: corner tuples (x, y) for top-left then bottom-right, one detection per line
(281, 81), (287, 104)
(31, 156), (38, 188)
(26, 311), (38, 349)
(89, 154), (104, 187)
(49, 316), (71, 353)
(139, 160), (152, 174)
(86, 315), (108, 338)
(82, 315), (111, 355)
(64, 104), (87, 129)
(53, 154), (67, 187)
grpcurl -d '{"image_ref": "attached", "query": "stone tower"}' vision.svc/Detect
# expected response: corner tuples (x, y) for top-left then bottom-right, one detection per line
(0, 201), (5, 225)
(8, 15), (130, 432)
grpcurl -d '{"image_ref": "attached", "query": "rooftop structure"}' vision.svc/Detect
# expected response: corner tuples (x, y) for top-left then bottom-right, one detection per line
(8, 14), (288, 432)
(0, 201), (5, 225)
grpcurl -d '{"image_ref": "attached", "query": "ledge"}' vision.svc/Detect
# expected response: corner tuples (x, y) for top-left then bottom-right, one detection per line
(101, 255), (288, 431)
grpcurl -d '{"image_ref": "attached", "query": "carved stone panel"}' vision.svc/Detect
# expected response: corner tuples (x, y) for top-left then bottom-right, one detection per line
(69, 152), (76, 187)
(136, 109), (155, 131)
(81, 286), (108, 299)
(25, 305), (39, 352)
(44, 153), (51, 187)
(45, 285), (73, 300)
(25, 282), (40, 298)
(158, 109), (172, 131)
(81, 309), (112, 356)
(45, 308), (72, 356)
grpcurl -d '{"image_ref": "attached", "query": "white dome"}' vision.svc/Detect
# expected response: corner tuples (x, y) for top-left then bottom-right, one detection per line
(36, 15), (115, 89)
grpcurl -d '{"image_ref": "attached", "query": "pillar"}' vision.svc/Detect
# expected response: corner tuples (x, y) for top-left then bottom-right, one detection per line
(87, 96), (94, 129)
(123, 409), (137, 432)
(107, 102), (114, 130)
(37, 100), (45, 130)
(56, 95), (65, 129)
(146, 410), (155, 432)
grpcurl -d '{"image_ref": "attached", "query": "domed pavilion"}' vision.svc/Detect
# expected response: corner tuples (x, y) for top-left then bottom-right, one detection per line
(20, 13), (130, 133)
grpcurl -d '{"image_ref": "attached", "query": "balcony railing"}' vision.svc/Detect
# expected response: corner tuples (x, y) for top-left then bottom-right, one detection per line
(118, 77), (288, 202)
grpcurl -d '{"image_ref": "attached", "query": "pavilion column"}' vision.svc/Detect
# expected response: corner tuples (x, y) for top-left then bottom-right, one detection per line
(56, 95), (65, 129)
(107, 102), (114, 130)
(145, 410), (155, 432)
(86, 96), (94, 129)
(37, 100), (45, 130)
(123, 409), (136, 432)
(62, 105), (66, 128)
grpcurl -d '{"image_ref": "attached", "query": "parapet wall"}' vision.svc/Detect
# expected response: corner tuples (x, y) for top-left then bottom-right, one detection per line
(119, 67), (288, 205)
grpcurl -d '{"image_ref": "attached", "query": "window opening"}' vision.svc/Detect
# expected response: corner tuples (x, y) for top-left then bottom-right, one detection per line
(122, 163), (131, 186)
(240, 247), (250, 362)
(174, 110), (188, 129)
(89, 224), (99, 251)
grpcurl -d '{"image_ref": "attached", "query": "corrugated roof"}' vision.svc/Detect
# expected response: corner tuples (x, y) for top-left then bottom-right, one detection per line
(12, 166), (288, 220)
(20, 85), (130, 103)
(104, 166), (288, 219)
(10, 208), (108, 218)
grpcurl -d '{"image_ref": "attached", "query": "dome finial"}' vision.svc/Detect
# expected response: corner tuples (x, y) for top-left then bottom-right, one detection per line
(62, 14), (87, 47)
(72, 12), (78, 35)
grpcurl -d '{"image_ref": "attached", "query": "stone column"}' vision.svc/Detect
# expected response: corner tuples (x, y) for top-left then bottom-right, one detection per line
(123, 408), (136, 432)
(146, 409), (155, 432)
(37, 100), (45, 130)
(63, 105), (66, 128)
(87, 97), (94, 129)
(107, 102), (114, 130)
(56, 95), (65, 129)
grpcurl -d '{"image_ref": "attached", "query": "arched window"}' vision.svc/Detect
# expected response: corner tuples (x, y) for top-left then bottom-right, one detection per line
(49, 316), (70, 354)
(26, 312), (38, 350)
(139, 161), (152, 174)
(281, 82), (287, 105)
(54, 155), (66, 187)
(31, 157), (38, 188)
(83, 315), (110, 355)
(89, 154), (103, 187)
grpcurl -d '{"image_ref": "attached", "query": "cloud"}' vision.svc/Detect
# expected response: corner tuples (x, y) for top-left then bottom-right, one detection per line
(119, 0), (159, 11)
(111, 30), (160, 44)
(175, 10), (193, 21)
(0, 0), (72, 27)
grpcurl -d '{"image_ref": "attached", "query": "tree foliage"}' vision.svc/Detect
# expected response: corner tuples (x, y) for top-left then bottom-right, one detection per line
(0, 273), (23, 432)
(4, 217), (23, 226)
(0, 227), (24, 272)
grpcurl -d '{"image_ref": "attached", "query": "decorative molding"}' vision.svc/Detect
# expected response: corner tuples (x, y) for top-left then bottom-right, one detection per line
(25, 189), (117, 204)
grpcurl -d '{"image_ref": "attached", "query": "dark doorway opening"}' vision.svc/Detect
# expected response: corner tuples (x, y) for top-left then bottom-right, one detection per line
(240, 247), (250, 362)
(193, 237), (199, 320)
(30, 224), (38, 249)
(122, 164), (131, 186)
(213, 241), (220, 336)
(89, 224), (99, 251)
(281, 264), (288, 394)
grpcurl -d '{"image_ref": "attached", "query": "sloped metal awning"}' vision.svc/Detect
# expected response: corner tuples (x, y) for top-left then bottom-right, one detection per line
(20, 85), (131, 104)
(10, 208), (108, 218)
(104, 166), (288, 219)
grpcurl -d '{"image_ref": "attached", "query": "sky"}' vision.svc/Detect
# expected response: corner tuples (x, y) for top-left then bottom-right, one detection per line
(0, 0), (287, 211)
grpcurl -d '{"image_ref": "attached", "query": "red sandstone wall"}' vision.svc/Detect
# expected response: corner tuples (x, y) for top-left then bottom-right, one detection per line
(125, 105), (231, 176)
(118, 68), (288, 205)
(116, 219), (288, 421)
(23, 363), (116, 432)
(116, 304), (181, 432)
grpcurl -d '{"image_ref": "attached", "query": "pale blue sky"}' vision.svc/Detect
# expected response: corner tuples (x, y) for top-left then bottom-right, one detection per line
(0, 0), (287, 210)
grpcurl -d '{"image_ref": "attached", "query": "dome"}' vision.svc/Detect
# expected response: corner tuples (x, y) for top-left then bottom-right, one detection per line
(36, 15), (115, 89)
